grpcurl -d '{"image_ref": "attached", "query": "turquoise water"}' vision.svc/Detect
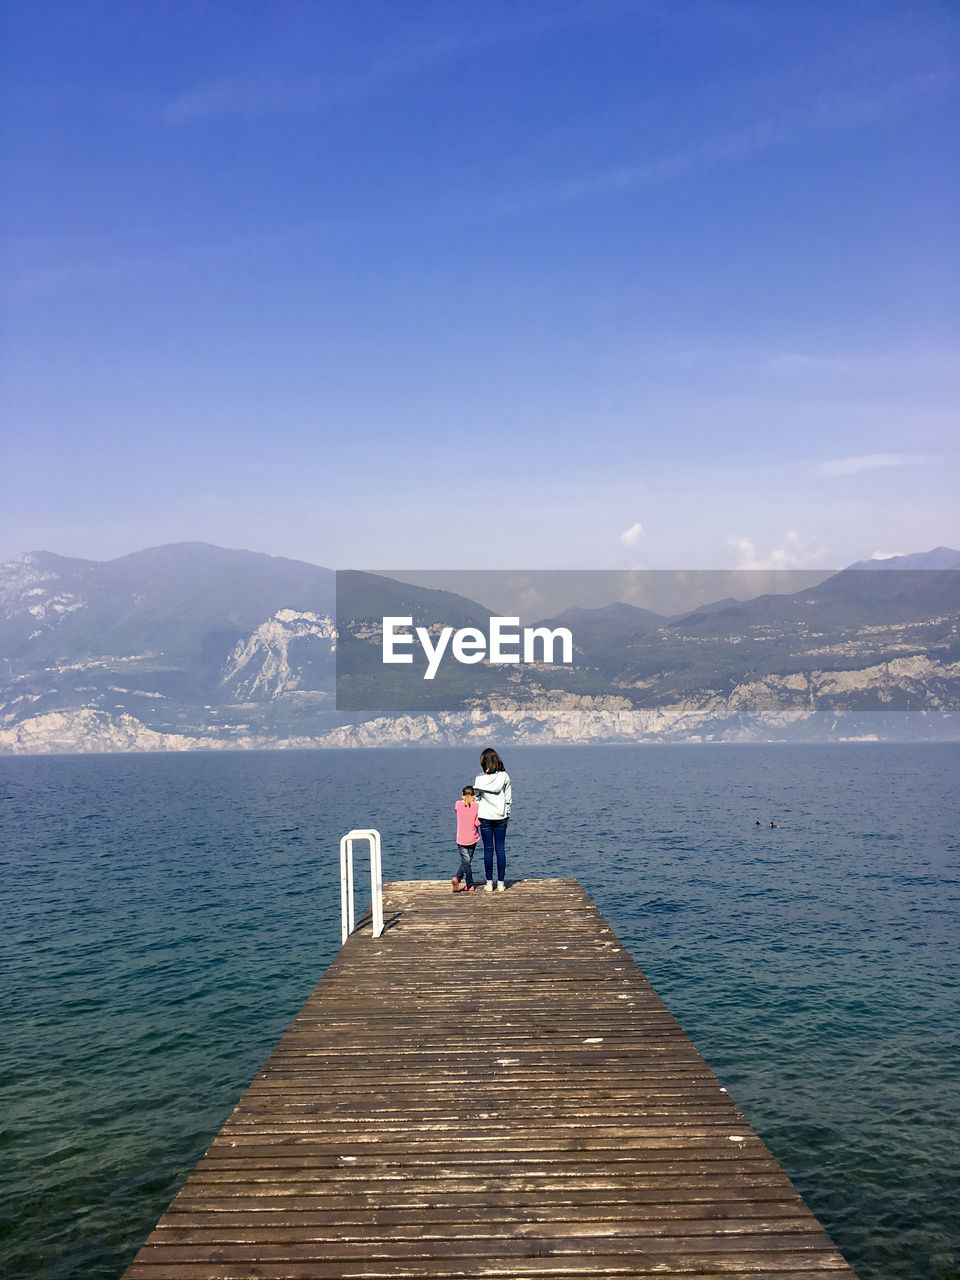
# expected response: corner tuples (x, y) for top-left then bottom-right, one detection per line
(1, 743), (957, 1279)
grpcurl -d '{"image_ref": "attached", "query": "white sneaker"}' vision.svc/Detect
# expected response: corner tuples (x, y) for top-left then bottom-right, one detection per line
(484, 881), (494, 892)
(496, 882), (505, 892)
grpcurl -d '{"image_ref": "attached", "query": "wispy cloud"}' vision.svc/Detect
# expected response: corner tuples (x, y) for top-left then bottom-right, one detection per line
(815, 453), (934, 479)
(163, 1), (636, 126)
(487, 62), (955, 219)
(1, 220), (381, 299)
(164, 50), (434, 125)
(654, 342), (959, 383)
(767, 352), (851, 376)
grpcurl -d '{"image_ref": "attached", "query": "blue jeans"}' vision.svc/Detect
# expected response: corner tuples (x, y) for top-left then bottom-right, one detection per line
(480, 817), (507, 884)
(456, 843), (477, 888)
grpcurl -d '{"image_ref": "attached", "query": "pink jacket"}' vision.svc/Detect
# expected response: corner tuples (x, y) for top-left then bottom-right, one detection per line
(455, 799), (481, 845)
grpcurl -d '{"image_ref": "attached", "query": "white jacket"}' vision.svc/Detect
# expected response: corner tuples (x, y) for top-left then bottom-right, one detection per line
(473, 770), (512, 821)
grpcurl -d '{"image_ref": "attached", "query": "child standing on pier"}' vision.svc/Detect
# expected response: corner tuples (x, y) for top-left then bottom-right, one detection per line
(451, 785), (481, 892)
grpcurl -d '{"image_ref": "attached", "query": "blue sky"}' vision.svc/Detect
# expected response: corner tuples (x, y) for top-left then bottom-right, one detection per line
(2, 0), (957, 571)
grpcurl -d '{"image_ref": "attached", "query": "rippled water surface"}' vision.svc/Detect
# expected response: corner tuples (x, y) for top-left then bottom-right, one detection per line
(1, 744), (957, 1279)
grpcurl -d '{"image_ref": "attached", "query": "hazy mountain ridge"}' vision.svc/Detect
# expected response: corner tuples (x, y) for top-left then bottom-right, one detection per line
(0, 544), (957, 752)
(845, 547), (960, 571)
(0, 544), (337, 747)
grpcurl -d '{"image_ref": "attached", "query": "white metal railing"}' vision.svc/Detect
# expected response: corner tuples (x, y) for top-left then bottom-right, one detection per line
(339, 828), (383, 944)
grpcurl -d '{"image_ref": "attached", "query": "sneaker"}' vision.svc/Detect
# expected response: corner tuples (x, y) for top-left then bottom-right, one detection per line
(496, 882), (505, 892)
(466, 885), (476, 893)
(484, 881), (494, 892)
(451, 877), (461, 892)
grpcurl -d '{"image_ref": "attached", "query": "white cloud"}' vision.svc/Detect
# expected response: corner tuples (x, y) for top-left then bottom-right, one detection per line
(730, 530), (827, 571)
(869, 550), (904, 560)
(815, 453), (933, 478)
(619, 521), (645, 548)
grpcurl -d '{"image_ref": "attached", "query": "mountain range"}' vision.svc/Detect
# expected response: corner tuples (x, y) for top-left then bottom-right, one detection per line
(0, 543), (957, 752)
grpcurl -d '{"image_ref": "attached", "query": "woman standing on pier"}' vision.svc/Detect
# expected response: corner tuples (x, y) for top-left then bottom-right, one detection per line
(473, 747), (512, 892)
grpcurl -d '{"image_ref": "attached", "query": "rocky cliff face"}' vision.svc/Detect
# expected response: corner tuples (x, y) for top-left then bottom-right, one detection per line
(0, 554), (85, 622)
(316, 654), (960, 748)
(221, 610), (336, 700)
(3, 653), (956, 752)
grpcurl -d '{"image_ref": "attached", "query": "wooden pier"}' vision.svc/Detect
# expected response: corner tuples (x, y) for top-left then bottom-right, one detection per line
(123, 879), (856, 1278)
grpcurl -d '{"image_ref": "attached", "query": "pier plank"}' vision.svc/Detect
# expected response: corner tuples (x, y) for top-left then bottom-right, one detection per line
(123, 879), (856, 1278)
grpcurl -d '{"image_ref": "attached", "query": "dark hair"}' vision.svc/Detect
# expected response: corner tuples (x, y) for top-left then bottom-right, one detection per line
(462, 784), (475, 794)
(480, 747), (505, 774)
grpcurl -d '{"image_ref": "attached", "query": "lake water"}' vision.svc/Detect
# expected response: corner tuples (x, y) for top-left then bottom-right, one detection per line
(1, 743), (957, 1279)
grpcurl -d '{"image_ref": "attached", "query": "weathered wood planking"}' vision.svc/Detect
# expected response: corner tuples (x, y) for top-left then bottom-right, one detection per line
(123, 878), (856, 1278)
